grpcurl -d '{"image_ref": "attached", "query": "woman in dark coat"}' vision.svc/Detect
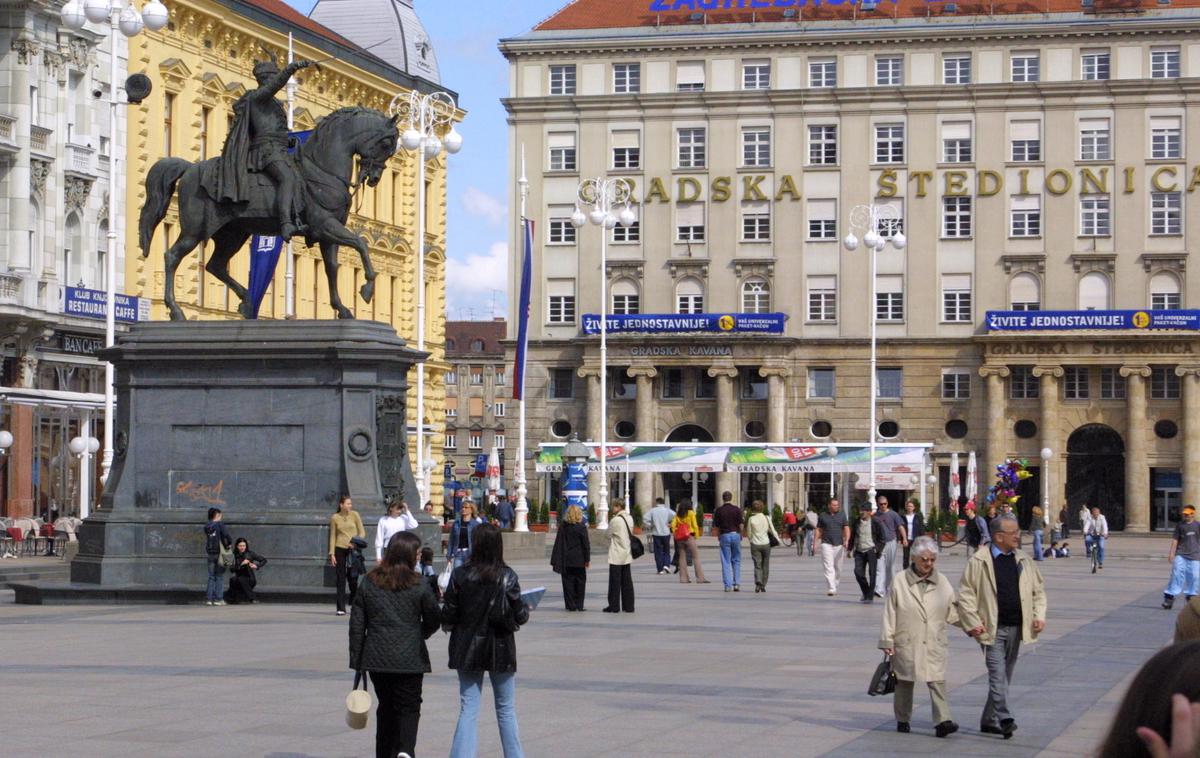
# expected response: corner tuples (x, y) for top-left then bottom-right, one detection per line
(442, 523), (529, 758)
(349, 531), (441, 758)
(550, 504), (591, 611)
(225, 538), (267, 604)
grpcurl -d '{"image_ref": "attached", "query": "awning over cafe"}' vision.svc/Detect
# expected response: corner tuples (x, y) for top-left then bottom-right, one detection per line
(535, 444), (730, 473)
(536, 443), (930, 474)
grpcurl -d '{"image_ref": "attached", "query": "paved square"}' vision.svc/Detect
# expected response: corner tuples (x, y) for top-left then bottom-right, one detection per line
(0, 540), (1180, 757)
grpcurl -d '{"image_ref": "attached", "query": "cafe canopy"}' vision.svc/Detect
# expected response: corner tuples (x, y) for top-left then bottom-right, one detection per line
(535, 443), (931, 475)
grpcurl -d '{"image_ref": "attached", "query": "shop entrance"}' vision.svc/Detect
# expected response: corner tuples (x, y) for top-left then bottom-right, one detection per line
(1152, 468), (1183, 531)
(1066, 424), (1126, 531)
(662, 424), (716, 513)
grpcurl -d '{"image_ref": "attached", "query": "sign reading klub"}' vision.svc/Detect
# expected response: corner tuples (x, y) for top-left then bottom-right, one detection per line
(61, 286), (150, 324)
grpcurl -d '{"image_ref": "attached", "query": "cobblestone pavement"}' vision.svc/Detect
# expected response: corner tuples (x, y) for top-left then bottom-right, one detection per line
(0, 539), (1181, 757)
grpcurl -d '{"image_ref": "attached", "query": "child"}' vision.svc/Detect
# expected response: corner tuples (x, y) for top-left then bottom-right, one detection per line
(1055, 541), (1071, 558)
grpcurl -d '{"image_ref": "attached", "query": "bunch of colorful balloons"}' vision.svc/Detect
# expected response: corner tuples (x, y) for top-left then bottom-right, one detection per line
(986, 458), (1033, 508)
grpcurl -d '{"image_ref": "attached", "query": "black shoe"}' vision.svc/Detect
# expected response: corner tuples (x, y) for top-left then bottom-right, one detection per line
(935, 721), (959, 738)
(980, 724), (1003, 735)
(602, 607), (618, 613)
(733, 585), (740, 592)
(760, 585), (766, 593)
(1164, 594), (1176, 610)
(577, 608), (587, 612)
(897, 722), (910, 733)
(1000, 719), (1017, 739)
(860, 597), (873, 604)
(623, 609), (635, 613)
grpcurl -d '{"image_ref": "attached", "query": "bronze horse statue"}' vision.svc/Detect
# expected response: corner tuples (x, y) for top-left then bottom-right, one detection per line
(138, 106), (400, 320)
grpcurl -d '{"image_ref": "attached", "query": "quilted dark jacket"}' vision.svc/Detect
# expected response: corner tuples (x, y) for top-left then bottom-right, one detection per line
(441, 565), (529, 673)
(348, 577), (441, 674)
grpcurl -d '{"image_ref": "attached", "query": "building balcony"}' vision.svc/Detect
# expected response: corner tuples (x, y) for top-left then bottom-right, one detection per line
(65, 142), (97, 179)
(0, 114), (18, 155)
(30, 125), (53, 158)
(0, 272), (24, 302)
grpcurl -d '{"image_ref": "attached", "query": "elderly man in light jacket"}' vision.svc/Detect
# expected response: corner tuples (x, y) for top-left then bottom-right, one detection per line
(879, 536), (960, 739)
(957, 514), (1047, 740)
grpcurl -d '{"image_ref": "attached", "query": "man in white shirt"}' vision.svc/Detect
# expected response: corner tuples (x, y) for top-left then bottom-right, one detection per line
(644, 497), (675, 575)
(375, 500), (419, 561)
(1085, 506), (1109, 569)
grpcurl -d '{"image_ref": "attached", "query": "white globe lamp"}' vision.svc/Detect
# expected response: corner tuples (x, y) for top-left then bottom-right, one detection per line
(118, 6), (144, 37)
(400, 128), (422, 151)
(891, 231), (907, 249)
(842, 233), (859, 251)
(442, 127), (463, 154)
(141, 0), (170, 31)
(83, 0), (112, 24)
(61, 0), (88, 29)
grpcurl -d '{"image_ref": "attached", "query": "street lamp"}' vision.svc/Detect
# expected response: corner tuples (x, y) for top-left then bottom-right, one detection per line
(1041, 447), (1053, 532)
(824, 445), (839, 498)
(61, 0), (169, 485)
(570, 177), (636, 530)
(68, 431), (101, 519)
(842, 204), (906, 509)
(389, 90), (462, 509)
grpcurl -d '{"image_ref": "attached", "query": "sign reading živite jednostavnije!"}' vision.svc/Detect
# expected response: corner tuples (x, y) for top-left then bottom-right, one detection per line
(582, 313), (786, 335)
(986, 310), (1200, 332)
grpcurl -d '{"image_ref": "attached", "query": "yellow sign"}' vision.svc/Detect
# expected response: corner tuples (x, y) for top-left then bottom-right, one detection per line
(1132, 311), (1151, 329)
(718, 315), (736, 331)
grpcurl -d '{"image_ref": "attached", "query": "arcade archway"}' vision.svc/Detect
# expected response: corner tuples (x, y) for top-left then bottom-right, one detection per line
(662, 424), (716, 512)
(1066, 424), (1126, 531)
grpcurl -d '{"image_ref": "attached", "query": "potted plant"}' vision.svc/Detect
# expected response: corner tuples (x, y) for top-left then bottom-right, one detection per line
(630, 502), (644, 533)
(530, 502), (549, 533)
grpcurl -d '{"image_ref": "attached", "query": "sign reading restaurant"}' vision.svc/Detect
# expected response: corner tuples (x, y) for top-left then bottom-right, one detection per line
(986, 310), (1200, 332)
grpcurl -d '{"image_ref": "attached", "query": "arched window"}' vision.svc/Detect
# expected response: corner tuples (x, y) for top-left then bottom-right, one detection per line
(1150, 271), (1182, 310)
(741, 277), (770, 313)
(1009, 273), (1040, 311)
(611, 278), (639, 314)
(471, 339), (485, 351)
(676, 277), (704, 314)
(1078, 272), (1110, 311)
(64, 213), (82, 288)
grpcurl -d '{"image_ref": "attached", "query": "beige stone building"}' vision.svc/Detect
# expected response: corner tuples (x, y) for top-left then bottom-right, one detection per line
(443, 319), (508, 511)
(500, 0), (1200, 531)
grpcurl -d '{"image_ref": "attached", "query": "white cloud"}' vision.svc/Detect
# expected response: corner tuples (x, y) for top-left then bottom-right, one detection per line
(445, 242), (509, 320)
(461, 186), (507, 226)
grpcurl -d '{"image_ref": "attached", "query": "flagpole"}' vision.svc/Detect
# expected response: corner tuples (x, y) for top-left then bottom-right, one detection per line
(514, 144), (530, 532)
(284, 32), (296, 319)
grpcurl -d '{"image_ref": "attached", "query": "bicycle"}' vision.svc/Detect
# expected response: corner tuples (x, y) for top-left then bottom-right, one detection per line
(1091, 538), (1100, 573)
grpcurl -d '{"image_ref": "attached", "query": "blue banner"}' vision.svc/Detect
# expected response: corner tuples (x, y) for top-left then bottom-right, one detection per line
(986, 310), (1200, 332)
(563, 461), (589, 524)
(513, 219), (534, 401)
(582, 313), (786, 335)
(61, 286), (149, 323)
(246, 234), (284, 319)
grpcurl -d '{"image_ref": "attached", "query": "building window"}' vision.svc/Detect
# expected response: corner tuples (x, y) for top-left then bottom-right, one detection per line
(742, 127), (771, 167)
(1009, 273), (1041, 311)
(550, 368), (574, 399)
(742, 278), (770, 313)
(807, 276), (837, 322)
(876, 368), (903, 399)
(695, 369), (715, 399)
(676, 60), (705, 91)
(495, 371), (506, 386)
(1151, 117), (1182, 159)
(677, 127), (706, 169)
(612, 130), (641, 170)
(875, 275), (904, 322)
(1080, 195), (1111, 237)
(548, 132), (576, 172)
(1080, 118), (1111, 160)
(1100, 368), (1125, 400)
(1010, 366), (1039, 399)
(548, 206), (576, 244)
(1151, 192), (1183, 236)
(806, 199), (837, 240)
(613, 62), (641, 93)
(548, 280), (576, 324)
(1078, 272), (1111, 310)
(741, 201), (771, 242)
(809, 368), (835, 399)
(743, 59), (771, 90)
(1064, 366), (1090, 400)
(1082, 51), (1110, 81)
(470, 369), (483, 385)
(676, 277), (704, 314)
(874, 124), (904, 164)
(676, 202), (705, 243)
(549, 64), (576, 95)
(875, 56), (902, 86)
(1010, 196), (1041, 237)
(446, 370), (458, 384)
(495, 434), (506, 449)
(1011, 53), (1040, 82)
(494, 401), (506, 417)
(1151, 367), (1180, 399)
(611, 279), (640, 314)
(1151, 47), (1181, 79)
(941, 369), (971, 400)
(611, 368), (636, 400)
(612, 210), (640, 243)
(446, 404), (457, 418)
(808, 125), (838, 165)
(809, 58), (836, 88)
(942, 196), (972, 238)
(942, 122), (972, 162)
(1010, 120), (1041, 162)
(445, 433), (457, 449)
(943, 54), (971, 84)
(469, 433), (482, 449)
(1151, 272), (1183, 310)
(941, 274), (972, 323)
(741, 368), (768, 400)
(163, 92), (175, 156)
(662, 368), (684, 399)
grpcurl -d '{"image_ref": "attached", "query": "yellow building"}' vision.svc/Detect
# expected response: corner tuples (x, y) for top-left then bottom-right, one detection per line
(124, 0), (454, 508)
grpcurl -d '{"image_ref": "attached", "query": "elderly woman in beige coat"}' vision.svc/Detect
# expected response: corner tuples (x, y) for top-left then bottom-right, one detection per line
(878, 536), (960, 739)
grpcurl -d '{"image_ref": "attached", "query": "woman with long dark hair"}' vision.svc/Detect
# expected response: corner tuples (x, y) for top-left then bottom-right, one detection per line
(225, 538), (267, 604)
(349, 531), (440, 758)
(1096, 641), (1200, 757)
(442, 523), (529, 757)
(329, 494), (365, 616)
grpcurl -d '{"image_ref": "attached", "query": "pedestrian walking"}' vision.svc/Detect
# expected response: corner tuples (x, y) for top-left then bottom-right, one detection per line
(448, 501), (482, 569)
(1079, 504), (1093, 542)
(375, 500), (418, 562)
(714, 490), (744, 592)
(879, 536), (960, 739)
(963, 502), (989, 551)
(1162, 505), (1200, 609)
(442, 523), (529, 758)
(203, 507), (232, 606)
(957, 514), (1047, 740)
(745, 500), (779, 593)
(1085, 506), (1109, 569)
(1058, 506), (1070, 539)
(849, 505), (885, 604)
(1030, 505), (1046, 562)
(644, 497), (674, 574)
(901, 499), (925, 570)
(783, 508), (799, 547)
(550, 505), (590, 612)
(671, 501), (708, 584)
(805, 508), (819, 556)
(604, 501), (636, 613)
(225, 538), (267, 604)
(816, 498), (850, 596)
(496, 498), (515, 530)
(349, 531), (440, 758)
(874, 496), (908, 597)
(329, 495), (367, 617)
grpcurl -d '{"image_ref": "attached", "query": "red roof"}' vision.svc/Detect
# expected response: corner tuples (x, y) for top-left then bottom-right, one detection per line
(446, 320), (507, 358)
(535, 0), (1192, 31)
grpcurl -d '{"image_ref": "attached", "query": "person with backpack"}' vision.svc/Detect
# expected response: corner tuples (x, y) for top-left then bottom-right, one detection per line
(203, 507), (233, 606)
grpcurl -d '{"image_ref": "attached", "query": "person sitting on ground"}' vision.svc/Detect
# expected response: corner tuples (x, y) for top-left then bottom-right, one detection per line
(1095, 641), (1200, 758)
(1056, 542), (1071, 558)
(225, 538), (267, 604)
(1044, 541), (1058, 560)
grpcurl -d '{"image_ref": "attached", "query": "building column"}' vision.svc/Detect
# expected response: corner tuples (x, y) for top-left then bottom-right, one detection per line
(709, 363), (739, 502)
(628, 365), (657, 510)
(578, 367), (602, 510)
(1177, 366), (1200, 510)
(761, 365), (791, 512)
(1121, 366), (1152, 532)
(979, 366), (1011, 482)
(1032, 366), (1063, 523)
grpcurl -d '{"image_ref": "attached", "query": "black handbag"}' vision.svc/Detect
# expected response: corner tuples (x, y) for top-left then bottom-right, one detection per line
(768, 531), (780, 548)
(622, 514), (644, 559)
(868, 653), (897, 696)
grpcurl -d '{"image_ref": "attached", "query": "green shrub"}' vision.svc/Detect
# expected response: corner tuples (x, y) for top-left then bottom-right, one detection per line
(630, 501), (644, 527)
(587, 502), (596, 526)
(771, 505), (784, 533)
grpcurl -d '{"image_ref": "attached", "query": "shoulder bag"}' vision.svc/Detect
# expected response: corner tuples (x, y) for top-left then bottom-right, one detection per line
(868, 653), (897, 697)
(345, 671), (371, 729)
(218, 538), (234, 569)
(625, 515), (645, 560)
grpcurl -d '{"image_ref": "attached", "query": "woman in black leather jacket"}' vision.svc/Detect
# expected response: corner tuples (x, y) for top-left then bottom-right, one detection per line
(442, 523), (529, 758)
(225, 538), (267, 604)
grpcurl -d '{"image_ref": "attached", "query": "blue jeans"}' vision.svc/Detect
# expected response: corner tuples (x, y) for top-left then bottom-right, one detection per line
(451, 670), (523, 758)
(206, 556), (224, 601)
(1166, 555), (1200, 597)
(651, 535), (671, 573)
(1031, 529), (1044, 561)
(718, 532), (742, 589)
(452, 548), (470, 569)
(1086, 535), (1106, 565)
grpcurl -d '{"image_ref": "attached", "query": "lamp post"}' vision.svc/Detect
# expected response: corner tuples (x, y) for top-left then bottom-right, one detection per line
(842, 204), (906, 510)
(1041, 447), (1052, 533)
(570, 177), (636, 529)
(68, 425), (100, 520)
(824, 445), (839, 498)
(390, 90), (462, 509)
(61, 0), (169, 485)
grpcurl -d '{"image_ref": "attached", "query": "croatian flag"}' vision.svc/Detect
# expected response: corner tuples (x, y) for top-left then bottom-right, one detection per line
(512, 218), (534, 401)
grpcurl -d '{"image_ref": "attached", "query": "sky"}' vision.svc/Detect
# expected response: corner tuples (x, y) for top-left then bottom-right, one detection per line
(286, 0), (570, 321)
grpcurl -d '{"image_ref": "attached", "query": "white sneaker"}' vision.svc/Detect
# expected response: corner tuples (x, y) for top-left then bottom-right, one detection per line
(205, 600), (214, 606)
(214, 600), (226, 606)
(336, 610), (347, 616)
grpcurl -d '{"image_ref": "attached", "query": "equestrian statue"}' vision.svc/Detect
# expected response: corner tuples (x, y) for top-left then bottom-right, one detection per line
(138, 55), (400, 321)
